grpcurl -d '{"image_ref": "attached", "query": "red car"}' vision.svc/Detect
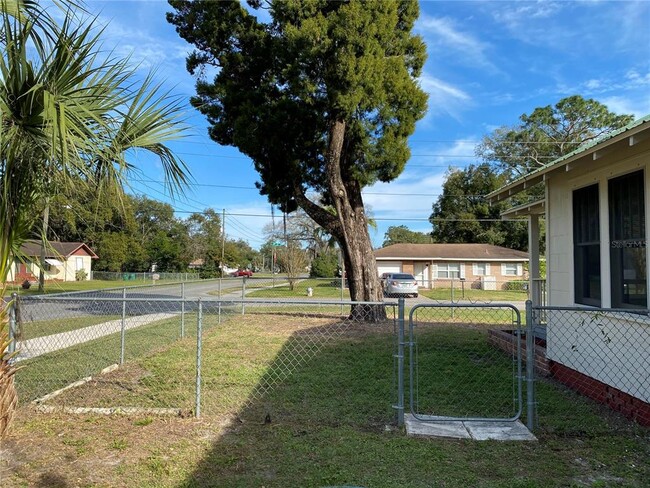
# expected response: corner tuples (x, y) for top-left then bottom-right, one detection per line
(231, 269), (253, 277)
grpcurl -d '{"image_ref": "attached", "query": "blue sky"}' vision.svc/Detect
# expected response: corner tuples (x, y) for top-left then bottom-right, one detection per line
(78, 0), (650, 249)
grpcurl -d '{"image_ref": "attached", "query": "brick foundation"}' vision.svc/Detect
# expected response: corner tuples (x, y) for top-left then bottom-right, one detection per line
(487, 329), (550, 376)
(549, 361), (650, 427)
(488, 328), (650, 426)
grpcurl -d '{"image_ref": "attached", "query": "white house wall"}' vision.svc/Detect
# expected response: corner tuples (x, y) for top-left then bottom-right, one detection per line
(546, 143), (650, 308)
(546, 310), (650, 402)
(545, 137), (650, 402)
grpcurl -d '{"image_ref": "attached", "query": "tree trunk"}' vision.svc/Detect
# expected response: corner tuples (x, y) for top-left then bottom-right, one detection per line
(298, 119), (386, 322)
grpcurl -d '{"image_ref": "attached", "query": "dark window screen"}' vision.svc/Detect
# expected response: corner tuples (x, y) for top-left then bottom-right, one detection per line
(609, 171), (646, 309)
(573, 184), (601, 306)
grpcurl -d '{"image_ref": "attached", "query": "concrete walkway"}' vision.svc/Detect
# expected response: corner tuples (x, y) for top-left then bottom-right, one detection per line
(405, 414), (536, 441)
(15, 312), (177, 362)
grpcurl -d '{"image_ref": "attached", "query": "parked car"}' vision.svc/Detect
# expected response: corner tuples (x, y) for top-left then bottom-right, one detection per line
(383, 273), (418, 298)
(231, 269), (253, 277)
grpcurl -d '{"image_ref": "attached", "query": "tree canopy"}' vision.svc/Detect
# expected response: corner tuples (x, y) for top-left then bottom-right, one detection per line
(430, 96), (633, 251)
(382, 225), (431, 247)
(168, 0), (427, 315)
(429, 164), (529, 250)
(477, 95), (634, 179)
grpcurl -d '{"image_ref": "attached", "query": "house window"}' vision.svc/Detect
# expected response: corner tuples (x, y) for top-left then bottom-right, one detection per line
(473, 262), (489, 276)
(573, 183), (601, 307)
(609, 171), (646, 309)
(502, 263), (520, 276)
(75, 257), (84, 271)
(437, 263), (460, 279)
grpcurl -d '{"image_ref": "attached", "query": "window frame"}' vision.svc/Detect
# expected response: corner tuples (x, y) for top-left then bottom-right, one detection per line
(573, 183), (602, 307)
(437, 262), (461, 279)
(608, 170), (646, 309)
(473, 262), (489, 276)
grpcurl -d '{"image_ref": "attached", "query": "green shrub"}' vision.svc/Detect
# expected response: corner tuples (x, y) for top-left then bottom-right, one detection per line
(75, 268), (88, 281)
(309, 251), (338, 278)
(504, 280), (527, 291)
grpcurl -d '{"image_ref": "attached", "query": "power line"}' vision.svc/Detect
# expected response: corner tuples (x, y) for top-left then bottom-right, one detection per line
(131, 178), (495, 198)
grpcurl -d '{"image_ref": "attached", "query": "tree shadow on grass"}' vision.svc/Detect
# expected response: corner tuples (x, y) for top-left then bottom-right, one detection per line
(182, 313), (400, 488)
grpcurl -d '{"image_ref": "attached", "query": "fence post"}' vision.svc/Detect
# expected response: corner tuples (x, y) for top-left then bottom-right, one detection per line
(180, 282), (186, 339)
(8, 293), (18, 355)
(396, 298), (405, 427)
(120, 287), (127, 364)
(525, 300), (536, 431)
(218, 276), (222, 299)
(195, 298), (203, 418)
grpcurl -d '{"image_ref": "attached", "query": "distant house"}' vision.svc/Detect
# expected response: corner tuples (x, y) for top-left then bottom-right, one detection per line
(488, 114), (650, 424)
(374, 243), (529, 289)
(8, 241), (98, 283)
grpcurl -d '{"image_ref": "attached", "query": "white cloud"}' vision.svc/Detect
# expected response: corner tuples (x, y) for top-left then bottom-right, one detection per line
(597, 96), (650, 119)
(417, 15), (498, 73)
(419, 74), (472, 120)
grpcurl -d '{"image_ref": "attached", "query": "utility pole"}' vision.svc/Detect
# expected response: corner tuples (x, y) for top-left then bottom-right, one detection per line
(220, 209), (226, 276)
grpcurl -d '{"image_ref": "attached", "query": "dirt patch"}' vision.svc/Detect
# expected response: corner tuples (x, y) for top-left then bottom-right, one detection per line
(1, 409), (228, 488)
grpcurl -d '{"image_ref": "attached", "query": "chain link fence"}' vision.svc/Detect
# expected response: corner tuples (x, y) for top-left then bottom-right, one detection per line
(10, 295), (399, 425)
(528, 305), (650, 435)
(7, 293), (649, 435)
(91, 270), (199, 282)
(407, 304), (523, 422)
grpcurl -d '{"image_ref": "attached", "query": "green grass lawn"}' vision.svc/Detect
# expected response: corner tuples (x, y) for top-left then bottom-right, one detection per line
(422, 287), (528, 302)
(10, 311), (647, 487)
(244, 277), (351, 299)
(5, 279), (185, 296)
(17, 315), (120, 340)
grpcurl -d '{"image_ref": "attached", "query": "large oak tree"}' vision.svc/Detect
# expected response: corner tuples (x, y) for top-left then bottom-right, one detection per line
(168, 0), (427, 319)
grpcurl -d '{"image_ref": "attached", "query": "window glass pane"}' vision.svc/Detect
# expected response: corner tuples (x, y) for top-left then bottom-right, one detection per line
(437, 263), (460, 278)
(475, 263), (487, 275)
(609, 171), (646, 309)
(504, 263), (517, 275)
(573, 184), (601, 306)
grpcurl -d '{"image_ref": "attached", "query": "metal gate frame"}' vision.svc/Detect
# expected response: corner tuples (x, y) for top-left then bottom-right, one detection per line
(405, 303), (524, 424)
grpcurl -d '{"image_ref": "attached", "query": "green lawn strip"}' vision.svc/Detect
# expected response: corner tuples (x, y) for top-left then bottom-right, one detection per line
(245, 278), (350, 299)
(15, 313), (189, 403)
(422, 288), (528, 302)
(17, 315), (120, 340)
(411, 327), (520, 419)
(170, 424), (580, 488)
(410, 306), (524, 325)
(11, 312), (650, 487)
(7, 279), (186, 296)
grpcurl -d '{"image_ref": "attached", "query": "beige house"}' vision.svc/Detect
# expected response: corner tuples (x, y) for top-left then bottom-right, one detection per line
(8, 241), (98, 283)
(488, 114), (650, 421)
(374, 243), (528, 289)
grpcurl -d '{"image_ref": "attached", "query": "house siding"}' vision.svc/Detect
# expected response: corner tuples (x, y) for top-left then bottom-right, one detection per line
(544, 135), (650, 405)
(7, 246), (95, 282)
(376, 259), (527, 289)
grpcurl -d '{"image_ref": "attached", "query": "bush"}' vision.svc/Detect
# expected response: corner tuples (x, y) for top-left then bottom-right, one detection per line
(504, 280), (527, 291)
(75, 268), (88, 281)
(309, 251), (338, 278)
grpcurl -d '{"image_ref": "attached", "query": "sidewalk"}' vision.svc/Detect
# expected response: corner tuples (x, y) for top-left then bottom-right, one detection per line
(15, 312), (177, 362)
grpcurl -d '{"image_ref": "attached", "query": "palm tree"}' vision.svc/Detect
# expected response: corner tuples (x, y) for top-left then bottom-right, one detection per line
(0, 1), (190, 438)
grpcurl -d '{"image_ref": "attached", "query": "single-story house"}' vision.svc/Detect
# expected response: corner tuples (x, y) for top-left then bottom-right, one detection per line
(7, 241), (98, 283)
(488, 114), (650, 424)
(374, 243), (529, 289)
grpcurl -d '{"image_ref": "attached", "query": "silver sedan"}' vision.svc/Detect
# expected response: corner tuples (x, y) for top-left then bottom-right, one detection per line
(383, 273), (419, 298)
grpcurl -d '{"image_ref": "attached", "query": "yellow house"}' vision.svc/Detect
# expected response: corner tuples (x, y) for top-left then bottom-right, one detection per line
(8, 241), (98, 283)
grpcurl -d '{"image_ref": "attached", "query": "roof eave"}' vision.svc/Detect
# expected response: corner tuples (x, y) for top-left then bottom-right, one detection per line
(501, 199), (546, 220)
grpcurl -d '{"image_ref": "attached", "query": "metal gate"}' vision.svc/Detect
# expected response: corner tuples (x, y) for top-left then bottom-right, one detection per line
(407, 303), (523, 422)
